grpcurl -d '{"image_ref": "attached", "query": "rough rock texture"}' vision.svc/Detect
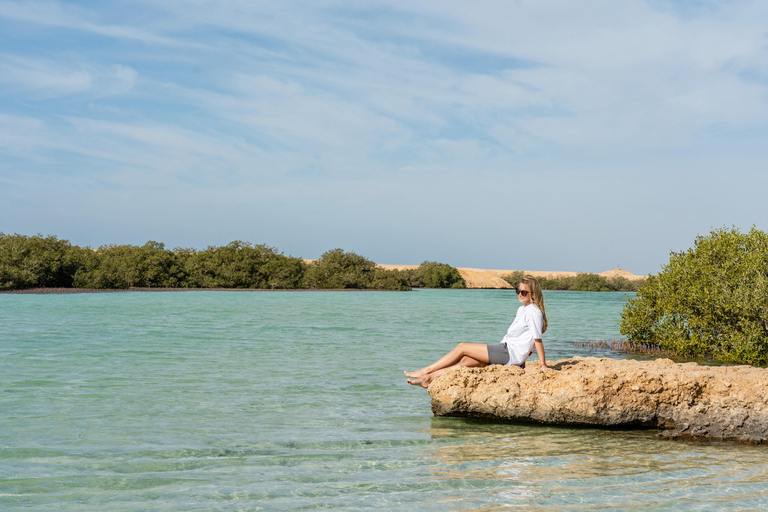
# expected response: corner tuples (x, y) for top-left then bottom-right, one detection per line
(429, 357), (768, 443)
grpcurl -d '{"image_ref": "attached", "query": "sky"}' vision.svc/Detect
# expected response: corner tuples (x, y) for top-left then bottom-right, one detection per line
(1, 0), (767, 275)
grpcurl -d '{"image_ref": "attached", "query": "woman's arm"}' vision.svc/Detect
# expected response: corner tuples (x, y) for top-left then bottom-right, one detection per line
(534, 339), (547, 371)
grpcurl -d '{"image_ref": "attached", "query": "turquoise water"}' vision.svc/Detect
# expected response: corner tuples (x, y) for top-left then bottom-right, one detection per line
(1, 289), (767, 511)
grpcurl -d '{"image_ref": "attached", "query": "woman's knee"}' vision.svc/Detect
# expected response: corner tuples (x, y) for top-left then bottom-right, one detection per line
(457, 342), (484, 356)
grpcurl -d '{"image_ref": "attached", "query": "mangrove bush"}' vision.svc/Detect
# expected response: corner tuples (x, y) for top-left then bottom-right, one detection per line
(0, 233), (84, 289)
(405, 261), (466, 289)
(303, 248), (409, 290)
(619, 227), (768, 366)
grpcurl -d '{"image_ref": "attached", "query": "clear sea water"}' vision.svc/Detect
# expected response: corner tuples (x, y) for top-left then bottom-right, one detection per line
(1, 289), (767, 511)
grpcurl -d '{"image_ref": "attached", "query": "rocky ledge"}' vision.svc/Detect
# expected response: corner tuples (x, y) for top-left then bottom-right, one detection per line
(428, 357), (768, 443)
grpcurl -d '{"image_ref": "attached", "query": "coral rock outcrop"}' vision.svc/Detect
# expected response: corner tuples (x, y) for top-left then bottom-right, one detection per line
(428, 357), (768, 443)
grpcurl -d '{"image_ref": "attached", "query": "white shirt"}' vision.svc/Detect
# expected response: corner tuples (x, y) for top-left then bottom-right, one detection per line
(500, 304), (544, 365)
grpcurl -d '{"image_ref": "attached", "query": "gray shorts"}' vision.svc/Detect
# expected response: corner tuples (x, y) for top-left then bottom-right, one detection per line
(487, 343), (510, 365)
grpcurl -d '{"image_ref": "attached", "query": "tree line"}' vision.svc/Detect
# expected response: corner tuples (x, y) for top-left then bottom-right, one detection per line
(0, 234), (466, 291)
(502, 271), (645, 292)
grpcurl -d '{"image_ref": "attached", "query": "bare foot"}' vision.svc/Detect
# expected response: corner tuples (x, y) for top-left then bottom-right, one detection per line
(407, 376), (430, 388)
(404, 369), (425, 378)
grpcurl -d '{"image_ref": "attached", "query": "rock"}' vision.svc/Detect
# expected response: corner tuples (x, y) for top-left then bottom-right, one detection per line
(428, 356), (768, 443)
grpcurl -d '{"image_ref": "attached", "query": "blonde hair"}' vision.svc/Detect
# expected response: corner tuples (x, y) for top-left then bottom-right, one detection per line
(519, 275), (548, 333)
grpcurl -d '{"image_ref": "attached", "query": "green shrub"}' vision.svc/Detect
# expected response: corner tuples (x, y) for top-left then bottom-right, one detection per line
(262, 254), (308, 289)
(0, 233), (86, 289)
(406, 261), (466, 289)
(181, 242), (305, 289)
(501, 271), (525, 288)
(606, 276), (641, 292)
(302, 249), (416, 290)
(303, 249), (378, 289)
(571, 273), (614, 291)
(620, 226), (768, 366)
(77, 241), (187, 289)
(370, 267), (411, 291)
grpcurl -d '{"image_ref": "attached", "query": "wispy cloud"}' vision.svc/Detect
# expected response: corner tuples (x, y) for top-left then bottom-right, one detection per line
(1, 0), (767, 271)
(0, 55), (137, 98)
(0, 0), (178, 44)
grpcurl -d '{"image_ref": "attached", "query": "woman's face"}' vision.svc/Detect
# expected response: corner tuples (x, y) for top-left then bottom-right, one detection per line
(517, 283), (533, 306)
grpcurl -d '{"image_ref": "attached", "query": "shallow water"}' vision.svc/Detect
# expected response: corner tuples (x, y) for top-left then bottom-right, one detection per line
(1, 289), (766, 511)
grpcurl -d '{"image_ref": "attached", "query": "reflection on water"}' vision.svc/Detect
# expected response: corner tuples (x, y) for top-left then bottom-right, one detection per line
(423, 417), (768, 511)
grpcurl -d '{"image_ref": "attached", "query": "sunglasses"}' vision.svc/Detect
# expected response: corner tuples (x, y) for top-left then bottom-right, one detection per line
(515, 289), (530, 297)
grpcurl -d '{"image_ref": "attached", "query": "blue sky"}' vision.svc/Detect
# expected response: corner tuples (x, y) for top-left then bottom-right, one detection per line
(1, 0), (767, 275)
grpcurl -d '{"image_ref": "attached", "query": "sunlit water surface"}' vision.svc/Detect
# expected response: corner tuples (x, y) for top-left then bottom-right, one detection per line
(1, 290), (766, 511)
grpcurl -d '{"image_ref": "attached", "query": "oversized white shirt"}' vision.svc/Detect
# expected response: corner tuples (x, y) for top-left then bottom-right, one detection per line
(500, 304), (544, 365)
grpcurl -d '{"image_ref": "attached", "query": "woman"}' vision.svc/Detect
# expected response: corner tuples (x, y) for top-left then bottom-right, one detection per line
(405, 276), (548, 388)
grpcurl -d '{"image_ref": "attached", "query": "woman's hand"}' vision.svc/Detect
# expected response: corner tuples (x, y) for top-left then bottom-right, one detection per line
(540, 364), (548, 372)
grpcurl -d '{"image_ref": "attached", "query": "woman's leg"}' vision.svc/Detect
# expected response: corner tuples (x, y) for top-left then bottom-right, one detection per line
(407, 355), (486, 388)
(405, 343), (490, 378)
(405, 343), (491, 377)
